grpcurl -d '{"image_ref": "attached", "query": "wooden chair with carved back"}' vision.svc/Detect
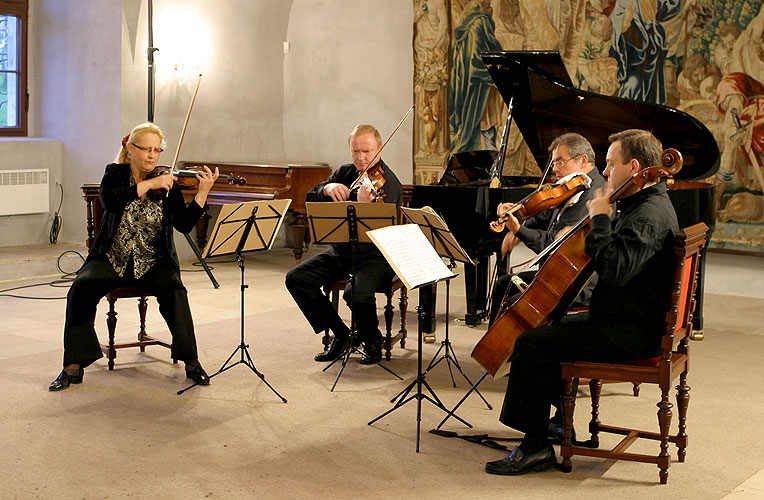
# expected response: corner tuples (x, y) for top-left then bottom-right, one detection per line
(559, 222), (708, 484)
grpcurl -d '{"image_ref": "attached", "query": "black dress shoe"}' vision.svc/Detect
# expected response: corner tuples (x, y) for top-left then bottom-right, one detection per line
(360, 338), (382, 365)
(185, 364), (210, 386)
(314, 332), (349, 362)
(49, 367), (84, 392)
(485, 445), (556, 476)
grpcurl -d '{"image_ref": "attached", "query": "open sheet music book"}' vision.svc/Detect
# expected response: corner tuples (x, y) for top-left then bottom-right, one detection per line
(366, 223), (456, 290)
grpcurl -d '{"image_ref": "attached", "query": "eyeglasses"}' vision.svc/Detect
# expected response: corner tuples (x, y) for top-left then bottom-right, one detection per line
(552, 156), (578, 168)
(131, 143), (164, 154)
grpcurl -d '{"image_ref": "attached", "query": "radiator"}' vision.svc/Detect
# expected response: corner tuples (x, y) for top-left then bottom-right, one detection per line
(0, 169), (50, 216)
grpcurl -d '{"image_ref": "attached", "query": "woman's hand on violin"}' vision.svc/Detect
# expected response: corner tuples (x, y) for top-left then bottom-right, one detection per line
(193, 165), (219, 207)
(587, 187), (614, 218)
(195, 165), (219, 195)
(137, 172), (175, 198)
(323, 183), (350, 202)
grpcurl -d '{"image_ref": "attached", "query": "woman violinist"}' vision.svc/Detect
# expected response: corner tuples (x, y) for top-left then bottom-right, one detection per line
(49, 122), (219, 391)
(487, 133), (606, 324)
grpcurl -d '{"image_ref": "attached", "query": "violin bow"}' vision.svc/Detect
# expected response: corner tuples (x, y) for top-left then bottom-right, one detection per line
(367, 105), (415, 168)
(170, 73), (203, 171)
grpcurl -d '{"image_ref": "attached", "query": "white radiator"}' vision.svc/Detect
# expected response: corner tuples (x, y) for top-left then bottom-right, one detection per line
(0, 169), (50, 216)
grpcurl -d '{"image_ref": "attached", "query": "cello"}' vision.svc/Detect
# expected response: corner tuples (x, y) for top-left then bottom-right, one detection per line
(471, 149), (683, 377)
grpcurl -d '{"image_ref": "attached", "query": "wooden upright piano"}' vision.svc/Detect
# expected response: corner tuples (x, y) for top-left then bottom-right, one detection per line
(82, 161), (332, 263)
(177, 161), (331, 262)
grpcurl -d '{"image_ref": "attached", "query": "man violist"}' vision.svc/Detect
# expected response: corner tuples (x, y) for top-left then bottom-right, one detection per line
(488, 132), (606, 324)
(285, 124), (402, 365)
(484, 129), (679, 476)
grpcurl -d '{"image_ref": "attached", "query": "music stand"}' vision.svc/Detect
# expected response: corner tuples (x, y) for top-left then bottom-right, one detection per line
(365, 223), (469, 452)
(400, 207), (492, 413)
(305, 201), (401, 391)
(177, 199), (291, 401)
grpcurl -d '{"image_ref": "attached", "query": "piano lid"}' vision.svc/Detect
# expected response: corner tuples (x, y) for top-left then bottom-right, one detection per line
(482, 50), (720, 182)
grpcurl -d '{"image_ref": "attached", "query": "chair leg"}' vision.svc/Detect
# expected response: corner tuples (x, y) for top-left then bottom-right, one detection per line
(560, 377), (577, 473)
(398, 287), (408, 349)
(588, 379), (602, 446)
(676, 371), (690, 462)
(137, 296), (149, 351)
(383, 290), (394, 361)
(106, 298), (118, 370)
(657, 387), (674, 484)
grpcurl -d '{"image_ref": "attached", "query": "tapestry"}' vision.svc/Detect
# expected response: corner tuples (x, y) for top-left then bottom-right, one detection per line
(412, 0), (764, 254)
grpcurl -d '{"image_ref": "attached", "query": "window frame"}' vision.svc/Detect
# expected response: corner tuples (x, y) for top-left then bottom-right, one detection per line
(0, 0), (28, 137)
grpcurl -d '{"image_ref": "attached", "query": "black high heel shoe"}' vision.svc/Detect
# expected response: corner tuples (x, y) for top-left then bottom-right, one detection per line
(49, 367), (84, 391)
(185, 364), (210, 386)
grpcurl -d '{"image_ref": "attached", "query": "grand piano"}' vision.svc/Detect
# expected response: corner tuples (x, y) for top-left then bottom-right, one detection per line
(410, 50), (719, 333)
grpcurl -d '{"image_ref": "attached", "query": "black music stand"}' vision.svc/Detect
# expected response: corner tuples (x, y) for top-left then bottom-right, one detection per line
(177, 199), (291, 400)
(365, 223), (469, 452)
(400, 207), (492, 412)
(306, 201), (401, 391)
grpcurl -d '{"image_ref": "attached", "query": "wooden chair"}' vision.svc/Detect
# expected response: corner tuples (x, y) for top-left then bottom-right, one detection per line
(100, 286), (176, 370)
(82, 184), (175, 370)
(322, 277), (408, 360)
(559, 223), (708, 484)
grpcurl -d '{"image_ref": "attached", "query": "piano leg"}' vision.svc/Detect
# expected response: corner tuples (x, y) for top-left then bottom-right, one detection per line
(691, 246), (708, 339)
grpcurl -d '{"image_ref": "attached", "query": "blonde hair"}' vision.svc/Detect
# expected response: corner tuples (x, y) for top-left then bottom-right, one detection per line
(114, 122), (166, 163)
(348, 124), (382, 146)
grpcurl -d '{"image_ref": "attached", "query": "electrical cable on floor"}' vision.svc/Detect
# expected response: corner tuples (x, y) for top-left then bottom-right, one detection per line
(0, 250), (84, 300)
(49, 181), (64, 244)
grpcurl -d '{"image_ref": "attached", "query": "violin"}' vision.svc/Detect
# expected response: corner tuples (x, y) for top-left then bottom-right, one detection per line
(145, 165), (246, 189)
(489, 173), (592, 232)
(349, 163), (387, 202)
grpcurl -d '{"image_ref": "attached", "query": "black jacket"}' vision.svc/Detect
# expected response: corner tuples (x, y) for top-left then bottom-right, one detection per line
(86, 163), (205, 269)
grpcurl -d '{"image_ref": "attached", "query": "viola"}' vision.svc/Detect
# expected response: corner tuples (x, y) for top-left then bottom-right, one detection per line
(471, 149), (683, 377)
(489, 173), (592, 232)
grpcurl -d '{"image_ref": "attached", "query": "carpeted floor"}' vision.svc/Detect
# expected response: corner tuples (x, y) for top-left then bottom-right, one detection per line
(1, 249), (763, 499)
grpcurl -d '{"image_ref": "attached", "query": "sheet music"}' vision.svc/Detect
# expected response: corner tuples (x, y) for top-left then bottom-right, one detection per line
(366, 224), (456, 290)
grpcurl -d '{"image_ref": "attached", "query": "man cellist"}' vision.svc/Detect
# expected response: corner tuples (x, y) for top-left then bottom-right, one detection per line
(484, 129), (679, 476)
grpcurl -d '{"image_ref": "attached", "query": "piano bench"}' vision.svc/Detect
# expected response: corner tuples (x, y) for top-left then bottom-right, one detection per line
(322, 278), (408, 360)
(99, 286), (177, 370)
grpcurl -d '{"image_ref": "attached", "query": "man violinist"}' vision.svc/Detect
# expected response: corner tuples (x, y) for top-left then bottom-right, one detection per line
(285, 124), (402, 364)
(484, 129), (679, 476)
(488, 132), (606, 324)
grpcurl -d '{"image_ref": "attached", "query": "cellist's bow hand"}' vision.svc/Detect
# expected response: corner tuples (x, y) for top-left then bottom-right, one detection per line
(323, 183), (350, 202)
(586, 186), (614, 218)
